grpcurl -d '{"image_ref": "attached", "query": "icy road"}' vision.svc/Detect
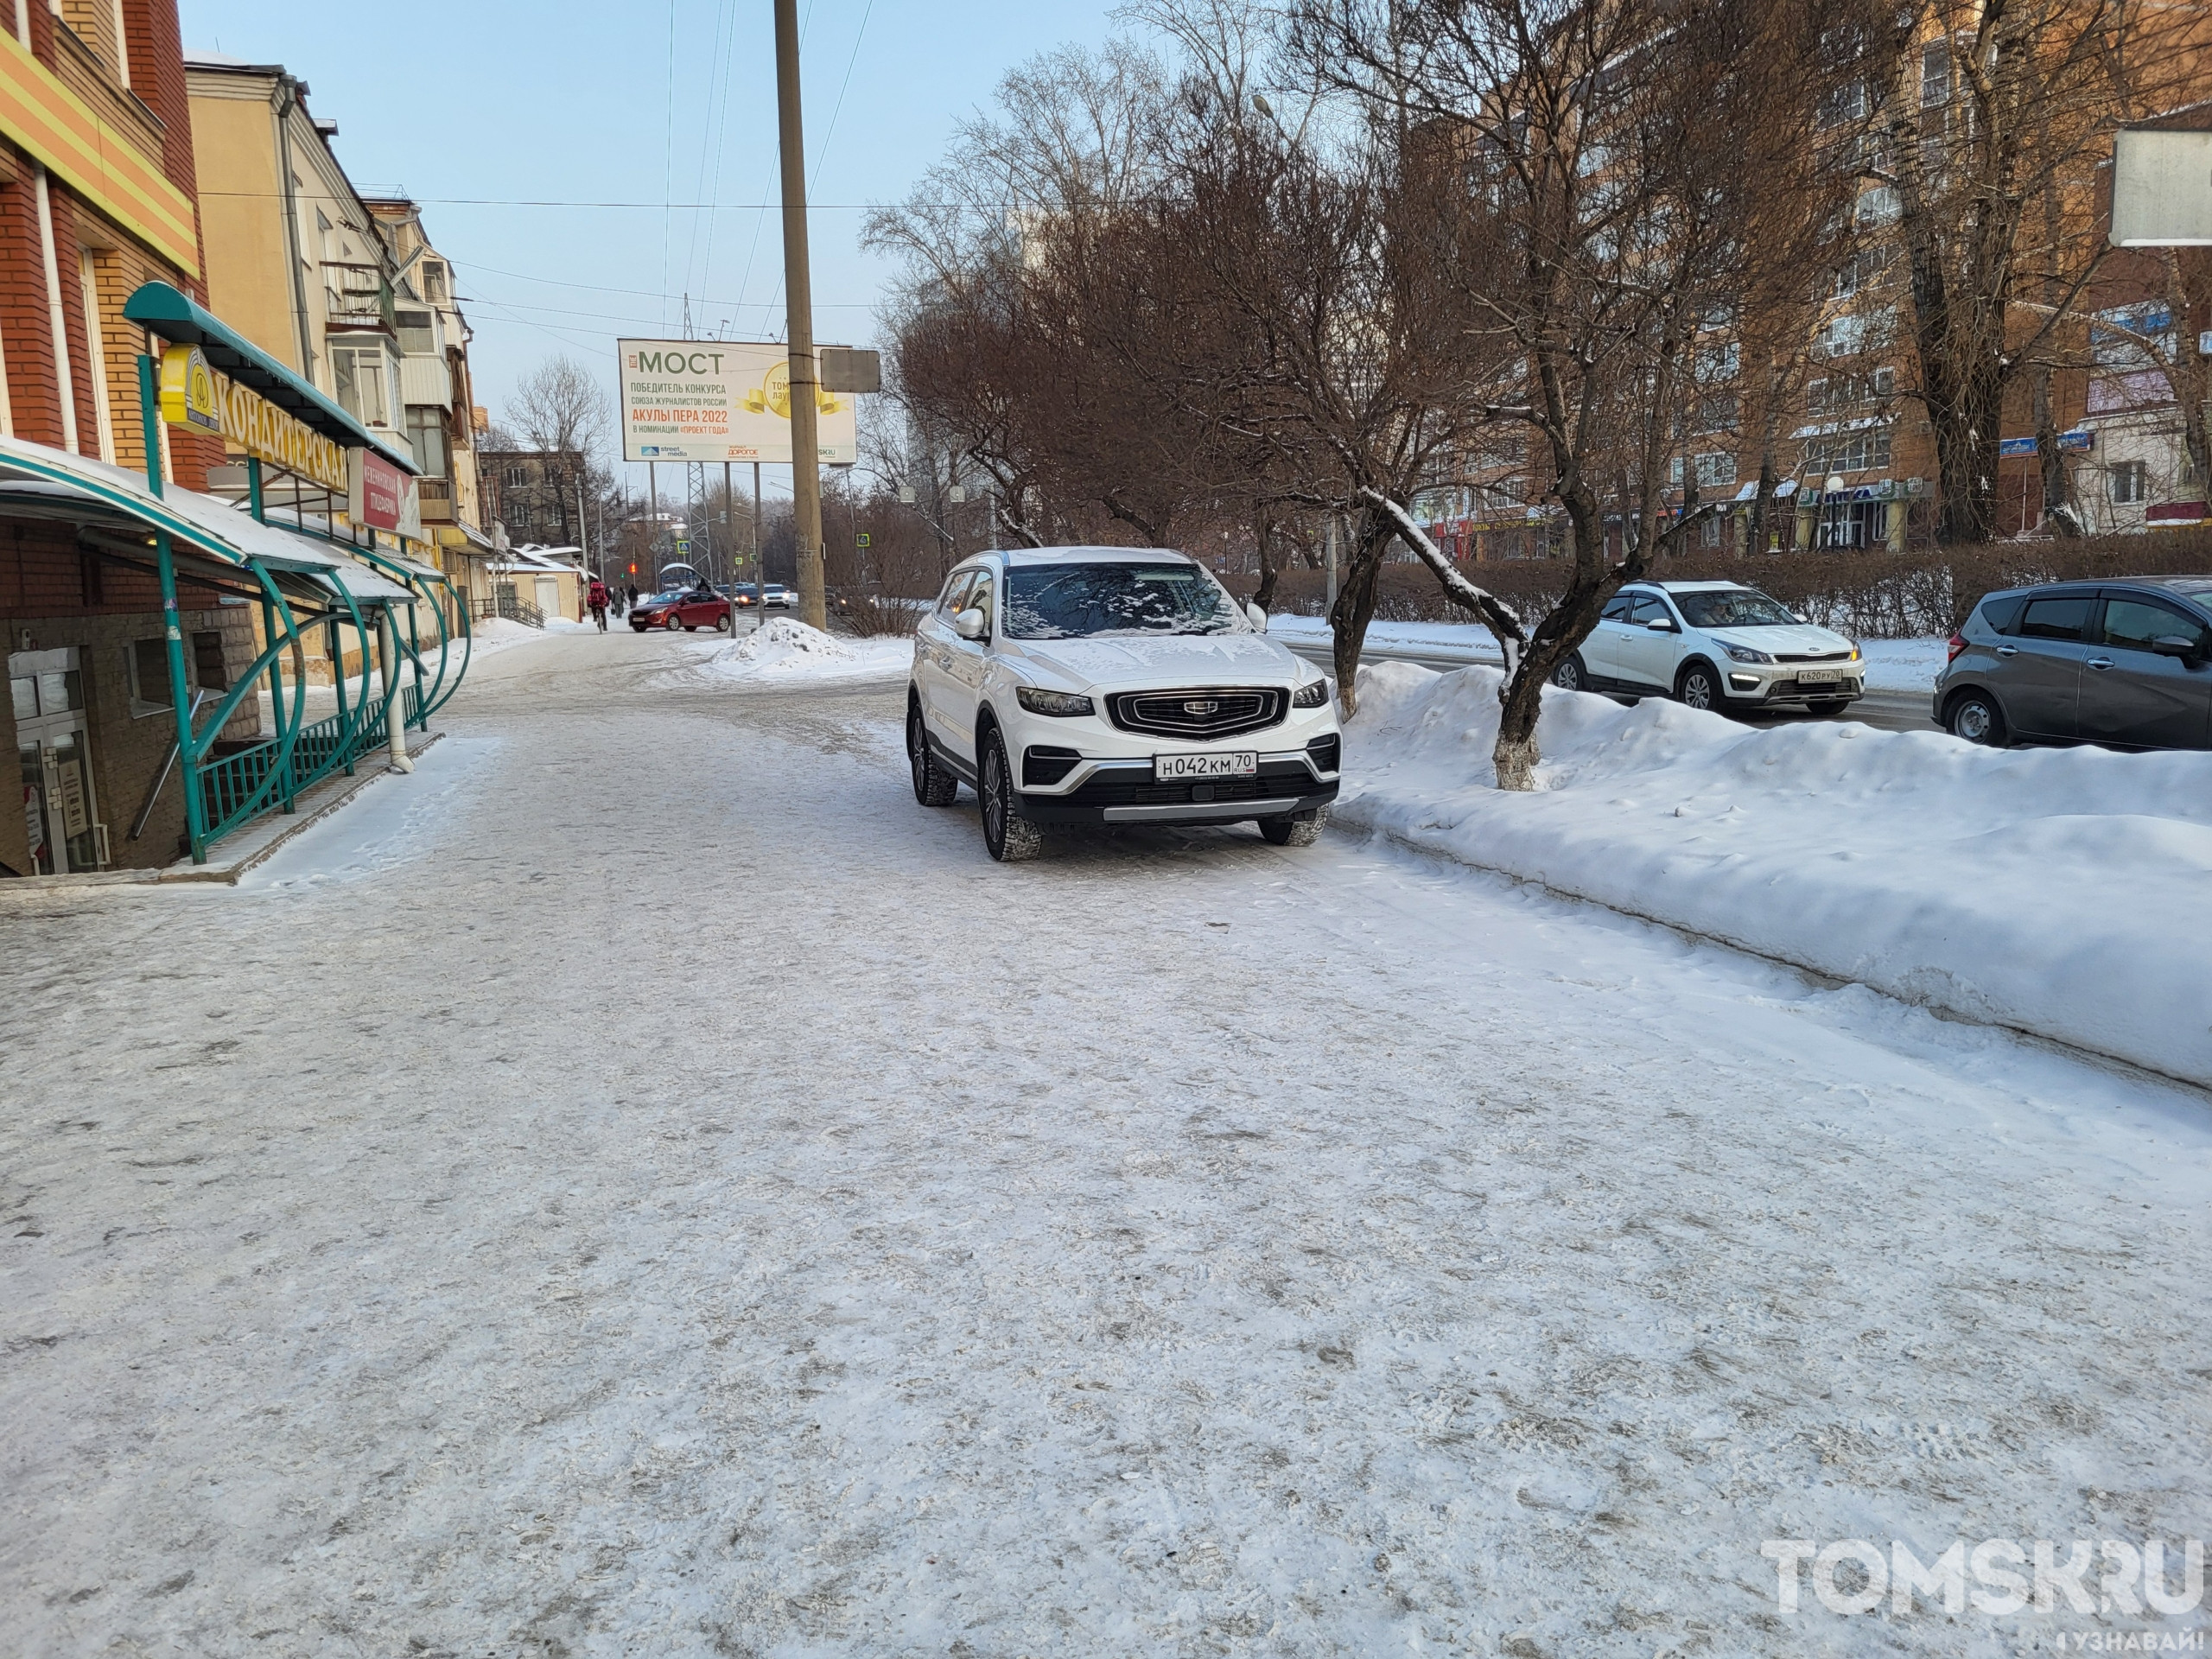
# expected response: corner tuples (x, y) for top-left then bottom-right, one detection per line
(3, 626), (2208, 1656)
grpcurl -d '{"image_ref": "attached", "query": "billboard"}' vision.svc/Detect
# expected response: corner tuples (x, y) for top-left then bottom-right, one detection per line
(617, 340), (858, 465)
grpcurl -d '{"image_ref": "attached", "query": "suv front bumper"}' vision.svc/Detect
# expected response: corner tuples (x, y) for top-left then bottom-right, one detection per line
(1721, 664), (1863, 704)
(1017, 747), (1339, 826)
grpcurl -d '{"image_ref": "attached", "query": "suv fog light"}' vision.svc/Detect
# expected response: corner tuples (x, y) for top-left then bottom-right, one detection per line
(1728, 672), (1759, 690)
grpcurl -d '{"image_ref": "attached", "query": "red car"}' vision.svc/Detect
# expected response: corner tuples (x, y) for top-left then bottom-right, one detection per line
(629, 588), (732, 632)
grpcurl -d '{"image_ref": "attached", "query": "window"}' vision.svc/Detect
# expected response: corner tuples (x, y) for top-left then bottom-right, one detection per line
(2018, 596), (2094, 641)
(407, 407), (449, 478)
(1818, 77), (1868, 129)
(1695, 451), (1738, 488)
(1921, 41), (1951, 106)
(2110, 461), (2148, 505)
(1854, 187), (1901, 228)
(1809, 369), (1896, 416)
(2092, 304), (2176, 369)
(1806, 427), (1892, 474)
(1629, 594), (1674, 627)
(2102, 597), (2209, 657)
(937, 570), (975, 617)
(505, 465), (528, 486)
(1600, 594), (1635, 622)
(1694, 342), (1738, 385)
(1696, 394), (1738, 433)
(129, 639), (170, 715)
(395, 308), (437, 354)
(422, 262), (448, 302)
(332, 344), (391, 426)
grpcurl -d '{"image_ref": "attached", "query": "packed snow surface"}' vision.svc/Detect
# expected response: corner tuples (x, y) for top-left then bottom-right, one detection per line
(691, 616), (910, 683)
(1, 628), (2205, 1656)
(1339, 661), (2212, 1086)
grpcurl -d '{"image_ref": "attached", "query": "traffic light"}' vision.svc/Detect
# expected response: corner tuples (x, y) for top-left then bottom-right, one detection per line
(628, 561), (638, 575)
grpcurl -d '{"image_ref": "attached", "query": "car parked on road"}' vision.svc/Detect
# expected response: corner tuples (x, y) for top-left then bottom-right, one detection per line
(906, 547), (1343, 861)
(1935, 576), (2212, 750)
(629, 587), (733, 632)
(1552, 581), (1864, 714)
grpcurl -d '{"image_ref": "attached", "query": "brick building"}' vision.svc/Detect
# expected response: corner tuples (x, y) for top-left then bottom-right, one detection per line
(2, 0), (462, 876)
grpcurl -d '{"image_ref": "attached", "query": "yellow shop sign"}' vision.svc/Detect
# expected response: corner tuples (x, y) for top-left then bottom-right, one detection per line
(159, 343), (350, 493)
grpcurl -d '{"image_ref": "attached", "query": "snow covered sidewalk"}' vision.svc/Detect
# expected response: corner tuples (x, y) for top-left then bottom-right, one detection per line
(1338, 662), (2212, 1086)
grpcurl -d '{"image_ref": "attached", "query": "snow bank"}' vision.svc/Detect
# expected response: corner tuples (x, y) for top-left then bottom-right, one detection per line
(1338, 662), (2212, 1086)
(691, 617), (911, 683)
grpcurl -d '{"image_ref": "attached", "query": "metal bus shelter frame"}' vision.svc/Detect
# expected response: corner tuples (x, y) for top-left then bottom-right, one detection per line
(87, 283), (475, 863)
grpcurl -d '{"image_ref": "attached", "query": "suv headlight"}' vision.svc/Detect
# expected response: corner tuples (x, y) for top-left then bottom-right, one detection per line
(1292, 677), (1332, 709)
(1015, 686), (1094, 716)
(1721, 644), (1775, 664)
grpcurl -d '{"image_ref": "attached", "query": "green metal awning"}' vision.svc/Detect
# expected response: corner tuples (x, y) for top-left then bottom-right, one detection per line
(0, 434), (403, 595)
(121, 281), (420, 477)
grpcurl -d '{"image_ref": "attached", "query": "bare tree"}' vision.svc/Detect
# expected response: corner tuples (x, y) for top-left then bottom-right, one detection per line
(1300, 0), (1858, 785)
(1877, 0), (2203, 543)
(504, 356), (613, 546)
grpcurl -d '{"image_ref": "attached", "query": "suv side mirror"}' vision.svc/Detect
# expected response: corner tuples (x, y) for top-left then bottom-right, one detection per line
(2151, 634), (2206, 664)
(953, 607), (988, 642)
(1646, 617), (1677, 632)
(1245, 601), (1268, 631)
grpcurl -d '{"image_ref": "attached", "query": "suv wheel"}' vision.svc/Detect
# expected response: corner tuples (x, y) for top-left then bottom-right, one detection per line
(1549, 654), (1586, 691)
(980, 728), (1044, 862)
(1676, 660), (1721, 711)
(1259, 805), (1329, 848)
(908, 702), (958, 805)
(1945, 689), (2007, 747)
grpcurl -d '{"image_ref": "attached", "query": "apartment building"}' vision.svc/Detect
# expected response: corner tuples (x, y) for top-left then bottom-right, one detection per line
(363, 193), (499, 606)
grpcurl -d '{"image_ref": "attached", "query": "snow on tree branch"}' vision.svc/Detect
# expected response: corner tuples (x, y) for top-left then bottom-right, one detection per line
(1359, 487), (1525, 644)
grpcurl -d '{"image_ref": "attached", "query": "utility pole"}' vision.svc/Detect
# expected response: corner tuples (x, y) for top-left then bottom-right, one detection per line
(773, 0), (827, 632)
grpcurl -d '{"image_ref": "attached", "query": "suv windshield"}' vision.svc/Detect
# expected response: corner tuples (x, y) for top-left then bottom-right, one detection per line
(1005, 562), (1241, 639)
(1671, 588), (1799, 630)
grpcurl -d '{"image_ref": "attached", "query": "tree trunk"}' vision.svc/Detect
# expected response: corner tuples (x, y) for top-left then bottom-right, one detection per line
(1326, 509), (1389, 716)
(1251, 508), (1281, 613)
(1930, 365), (2002, 544)
(2033, 368), (2079, 537)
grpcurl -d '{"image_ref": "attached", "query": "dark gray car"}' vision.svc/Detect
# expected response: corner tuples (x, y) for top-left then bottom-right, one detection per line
(1935, 576), (2212, 750)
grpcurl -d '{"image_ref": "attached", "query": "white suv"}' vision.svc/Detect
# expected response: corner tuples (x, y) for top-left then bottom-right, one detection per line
(906, 547), (1343, 861)
(1553, 581), (1865, 713)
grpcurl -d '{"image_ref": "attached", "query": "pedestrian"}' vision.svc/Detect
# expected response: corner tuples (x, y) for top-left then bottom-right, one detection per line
(626, 582), (639, 614)
(588, 575), (611, 633)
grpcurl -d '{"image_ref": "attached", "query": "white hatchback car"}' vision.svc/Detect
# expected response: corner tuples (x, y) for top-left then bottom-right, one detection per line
(1552, 580), (1865, 713)
(906, 547), (1342, 861)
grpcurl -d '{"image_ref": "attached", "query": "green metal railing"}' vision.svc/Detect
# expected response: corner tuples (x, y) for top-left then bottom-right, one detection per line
(132, 352), (474, 862)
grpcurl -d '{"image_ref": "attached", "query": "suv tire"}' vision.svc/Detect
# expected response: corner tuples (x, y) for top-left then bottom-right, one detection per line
(1550, 654), (1586, 692)
(1676, 660), (1722, 711)
(1259, 805), (1328, 847)
(1944, 688), (2008, 747)
(908, 702), (958, 805)
(980, 727), (1044, 861)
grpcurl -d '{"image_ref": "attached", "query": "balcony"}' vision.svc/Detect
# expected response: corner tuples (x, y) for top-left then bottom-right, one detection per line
(417, 477), (454, 524)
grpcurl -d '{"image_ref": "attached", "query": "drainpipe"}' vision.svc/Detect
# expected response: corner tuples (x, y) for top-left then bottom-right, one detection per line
(380, 603), (412, 773)
(34, 168), (79, 454)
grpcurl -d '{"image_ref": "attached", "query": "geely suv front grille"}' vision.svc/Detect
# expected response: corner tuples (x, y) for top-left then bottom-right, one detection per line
(1105, 686), (1286, 741)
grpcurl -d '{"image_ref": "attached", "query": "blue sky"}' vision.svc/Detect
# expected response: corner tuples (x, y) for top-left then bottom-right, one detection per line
(178, 1), (1124, 448)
